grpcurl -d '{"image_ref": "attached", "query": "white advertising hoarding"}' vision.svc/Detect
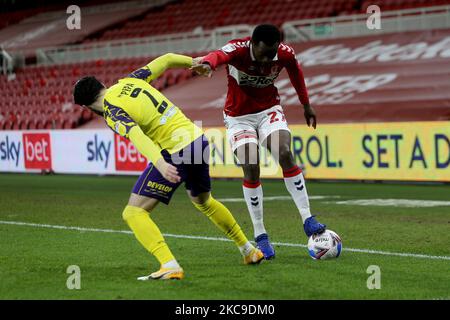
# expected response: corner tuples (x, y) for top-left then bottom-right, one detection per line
(0, 130), (147, 175)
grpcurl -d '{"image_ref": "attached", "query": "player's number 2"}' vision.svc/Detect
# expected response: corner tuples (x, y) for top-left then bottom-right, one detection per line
(130, 88), (168, 114)
(268, 110), (285, 124)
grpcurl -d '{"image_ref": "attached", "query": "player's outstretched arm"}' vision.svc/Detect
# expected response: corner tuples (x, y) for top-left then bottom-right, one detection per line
(129, 53), (193, 84)
(286, 54), (317, 129)
(193, 41), (240, 76)
(147, 53), (193, 80)
(191, 40), (244, 77)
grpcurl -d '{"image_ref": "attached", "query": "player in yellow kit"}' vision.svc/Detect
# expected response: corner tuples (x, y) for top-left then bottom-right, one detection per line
(73, 53), (263, 280)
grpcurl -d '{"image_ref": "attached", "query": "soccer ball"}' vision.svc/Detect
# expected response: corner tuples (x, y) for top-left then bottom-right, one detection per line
(307, 229), (342, 260)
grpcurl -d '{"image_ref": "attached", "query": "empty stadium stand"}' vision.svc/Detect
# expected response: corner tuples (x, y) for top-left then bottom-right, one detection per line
(0, 0), (136, 31)
(89, 0), (359, 42)
(0, 57), (195, 130)
(361, 0), (450, 12)
(87, 0), (450, 42)
(1, 0), (450, 131)
(0, 1), (171, 57)
(0, 8), (42, 30)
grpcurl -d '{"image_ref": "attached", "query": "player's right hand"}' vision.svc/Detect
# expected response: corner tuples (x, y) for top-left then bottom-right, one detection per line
(303, 104), (317, 129)
(156, 158), (181, 183)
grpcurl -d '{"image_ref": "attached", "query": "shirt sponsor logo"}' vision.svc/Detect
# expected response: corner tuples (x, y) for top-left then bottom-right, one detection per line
(239, 73), (278, 87)
(229, 65), (279, 88)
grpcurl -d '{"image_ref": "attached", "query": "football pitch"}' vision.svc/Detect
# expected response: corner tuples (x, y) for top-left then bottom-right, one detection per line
(0, 173), (449, 300)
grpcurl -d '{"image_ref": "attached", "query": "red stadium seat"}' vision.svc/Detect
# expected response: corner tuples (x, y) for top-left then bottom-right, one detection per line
(28, 119), (37, 130)
(44, 120), (54, 130)
(12, 120), (20, 130)
(62, 120), (74, 129)
(54, 119), (64, 129)
(4, 120), (13, 130)
(19, 118), (28, 130)
(36, 119), (45, 130)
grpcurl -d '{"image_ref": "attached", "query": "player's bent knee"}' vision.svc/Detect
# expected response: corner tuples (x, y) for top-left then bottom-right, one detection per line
(191, 195), (214, 215)
(242, 163), (259, 171)
(189, 191), (211, 205)
(242, 164), (260, 181)
(127, 193), (159, 212)
(122, 205), (148, 221)
(279, 144), (293, 161)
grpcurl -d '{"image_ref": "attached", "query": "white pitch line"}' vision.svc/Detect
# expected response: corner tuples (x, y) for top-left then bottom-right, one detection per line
(217, 195), (341, 202)
(0, 220), (449, 261)
(218, 196), (450, 208)
(331, 199), (450, 208)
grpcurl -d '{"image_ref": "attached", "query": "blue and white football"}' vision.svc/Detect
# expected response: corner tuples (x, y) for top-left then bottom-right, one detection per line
(308, 229), (342, 260)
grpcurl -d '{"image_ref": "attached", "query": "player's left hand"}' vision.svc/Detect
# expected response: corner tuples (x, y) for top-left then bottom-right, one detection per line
(303, 104), (317, 129)
(155, 158), (181, 183)
(191, 57), (212, 77)
(192, 56), (204, 65)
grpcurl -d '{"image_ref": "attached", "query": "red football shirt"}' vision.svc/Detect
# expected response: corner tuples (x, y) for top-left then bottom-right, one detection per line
(202, 37), (310, 117)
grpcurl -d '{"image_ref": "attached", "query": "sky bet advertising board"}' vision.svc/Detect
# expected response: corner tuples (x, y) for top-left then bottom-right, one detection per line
(0, 121), (448, 182)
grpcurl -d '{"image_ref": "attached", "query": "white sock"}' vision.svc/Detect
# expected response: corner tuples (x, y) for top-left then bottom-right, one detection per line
(283, 166), (312, 223)
(242, 180), (266, 238)
(238, 241), (255, 257)
(162, 259), (180, 269)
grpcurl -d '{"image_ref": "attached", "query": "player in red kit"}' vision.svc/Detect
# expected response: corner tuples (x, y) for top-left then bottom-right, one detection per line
(192, 24), (326, 259)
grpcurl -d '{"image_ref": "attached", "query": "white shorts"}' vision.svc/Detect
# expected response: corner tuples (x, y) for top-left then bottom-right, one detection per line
(224, 105), (290, 152)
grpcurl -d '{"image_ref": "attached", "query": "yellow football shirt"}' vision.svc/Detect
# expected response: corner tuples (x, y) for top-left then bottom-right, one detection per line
(103, 53), (203, 164)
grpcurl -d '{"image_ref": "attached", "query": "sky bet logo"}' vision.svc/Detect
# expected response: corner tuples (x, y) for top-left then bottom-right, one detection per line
(115, 135), (147, 171)
(0, 136), (21, 167)
(23, 133), (52, 170)
(87, 134), (111, 168)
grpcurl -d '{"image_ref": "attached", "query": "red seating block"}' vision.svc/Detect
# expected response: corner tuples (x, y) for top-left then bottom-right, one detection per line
(0, 54), (215, 130)
(84, 0), (364, 42)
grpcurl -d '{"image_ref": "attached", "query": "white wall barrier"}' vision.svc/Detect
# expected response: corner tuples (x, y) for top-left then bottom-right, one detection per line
(0, 129), (147, 175)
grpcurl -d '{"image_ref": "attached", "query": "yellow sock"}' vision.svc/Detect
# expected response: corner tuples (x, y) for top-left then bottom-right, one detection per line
(122, 205), (175, 265)
(192, 196), (249, 247)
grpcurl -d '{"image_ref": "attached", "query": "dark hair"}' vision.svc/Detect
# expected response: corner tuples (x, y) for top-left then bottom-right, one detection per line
(73, 76), (104, 106)
(252, 24), (281, 46)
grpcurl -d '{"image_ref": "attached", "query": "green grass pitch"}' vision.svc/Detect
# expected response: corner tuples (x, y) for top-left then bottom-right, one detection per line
(0, 173), (449, 299)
